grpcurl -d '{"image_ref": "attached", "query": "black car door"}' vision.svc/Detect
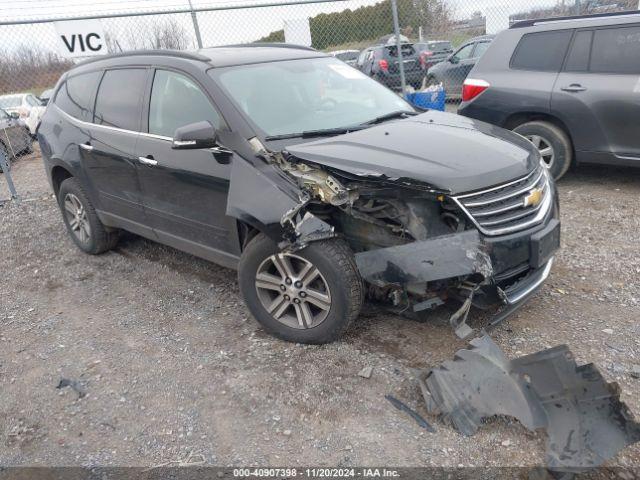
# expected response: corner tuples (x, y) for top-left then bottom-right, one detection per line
(82, 68), (149, 227)
(135, 68), (237, 265)
(552, 24), (640, 162)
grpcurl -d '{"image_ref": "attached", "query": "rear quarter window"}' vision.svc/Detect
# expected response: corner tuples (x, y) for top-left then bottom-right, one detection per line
(590, 25), (640, 74)
(54, 71), (102, 122)
(510, 30), (572, 71)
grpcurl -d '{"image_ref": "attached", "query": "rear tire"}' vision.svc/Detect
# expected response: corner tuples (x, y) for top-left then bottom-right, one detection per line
(238, 234), (363, 344)
(58, 177), (119, 254)
(514, 121), (572, 180)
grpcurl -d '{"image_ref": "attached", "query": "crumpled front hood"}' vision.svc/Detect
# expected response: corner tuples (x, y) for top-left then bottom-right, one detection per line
(285, 111), (539, 194)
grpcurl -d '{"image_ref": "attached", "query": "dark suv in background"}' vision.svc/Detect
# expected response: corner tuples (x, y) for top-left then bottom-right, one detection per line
(459, 11), (640, 179)
(355, 43), (424, 89)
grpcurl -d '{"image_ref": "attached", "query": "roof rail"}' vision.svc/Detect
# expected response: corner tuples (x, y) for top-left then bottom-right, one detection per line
(210, 42), (317, 52)
(509, 9), (640, 28)
(76, 49), (209, 67)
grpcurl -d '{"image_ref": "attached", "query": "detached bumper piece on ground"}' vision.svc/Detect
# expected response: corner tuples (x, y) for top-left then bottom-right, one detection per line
(419, 335), (640, 473)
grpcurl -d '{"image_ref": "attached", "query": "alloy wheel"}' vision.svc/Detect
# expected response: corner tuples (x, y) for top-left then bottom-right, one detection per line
(255, 252), (332, 329)
(526, 134), (555, 170)
(63, 193), (91, 244)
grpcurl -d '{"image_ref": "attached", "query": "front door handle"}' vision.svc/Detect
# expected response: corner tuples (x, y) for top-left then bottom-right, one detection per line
(561, 84), (586, 92)
(79, 142), (93, 152)
(138, 155), (158, 166)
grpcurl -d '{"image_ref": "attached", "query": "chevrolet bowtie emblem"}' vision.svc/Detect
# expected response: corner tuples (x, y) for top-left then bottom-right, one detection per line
(523, 188), (544, 208)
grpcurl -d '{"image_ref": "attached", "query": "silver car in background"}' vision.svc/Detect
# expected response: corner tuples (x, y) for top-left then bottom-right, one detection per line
(0, 93), (46, 137)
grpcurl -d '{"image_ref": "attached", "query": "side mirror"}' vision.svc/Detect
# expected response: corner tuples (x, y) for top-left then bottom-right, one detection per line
(449, 56), (459, 64)
(172, 121), (217, 150)
(9, 112), (19, 119)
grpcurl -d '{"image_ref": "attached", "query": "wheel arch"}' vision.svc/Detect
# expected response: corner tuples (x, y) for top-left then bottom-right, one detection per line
(503, 112), (572, 140)
(51, 164), (74, 197)
(236, 219), (261, 253)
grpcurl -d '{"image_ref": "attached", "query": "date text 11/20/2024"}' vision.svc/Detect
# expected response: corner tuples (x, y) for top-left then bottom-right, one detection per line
(233, 468), (400, 477)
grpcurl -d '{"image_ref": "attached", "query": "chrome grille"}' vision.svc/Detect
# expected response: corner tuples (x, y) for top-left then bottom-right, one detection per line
(452, 165), (551, 236)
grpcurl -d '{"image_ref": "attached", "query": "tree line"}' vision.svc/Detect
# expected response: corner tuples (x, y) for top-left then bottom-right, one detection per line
(258, 0), (455, 50)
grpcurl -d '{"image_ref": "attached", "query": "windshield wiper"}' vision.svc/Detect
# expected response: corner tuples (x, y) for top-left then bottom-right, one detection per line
(359, 110), (418, 126)
(265, 125), (366, 141)
(264, 111), (418, 141)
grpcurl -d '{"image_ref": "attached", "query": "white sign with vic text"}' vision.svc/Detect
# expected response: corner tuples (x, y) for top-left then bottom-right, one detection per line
(54, 19), (106, 59)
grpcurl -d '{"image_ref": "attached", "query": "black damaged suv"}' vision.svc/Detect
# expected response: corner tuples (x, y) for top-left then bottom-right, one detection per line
(38, 45), (560, 344)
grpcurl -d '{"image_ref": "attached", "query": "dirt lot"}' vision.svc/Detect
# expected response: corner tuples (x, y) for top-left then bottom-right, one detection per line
(1, 147), (639, 470)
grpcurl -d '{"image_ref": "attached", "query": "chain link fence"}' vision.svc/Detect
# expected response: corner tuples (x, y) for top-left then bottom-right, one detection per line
(0, 0), (638, 170)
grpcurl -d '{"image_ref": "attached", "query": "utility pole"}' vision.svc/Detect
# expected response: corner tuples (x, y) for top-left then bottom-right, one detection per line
(390, 0), (407, 94)
(188, 0), (203, 49)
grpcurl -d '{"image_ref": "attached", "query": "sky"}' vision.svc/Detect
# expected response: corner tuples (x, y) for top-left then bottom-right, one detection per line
(0, 0), (561, 54)
(0, 0), (561, 22)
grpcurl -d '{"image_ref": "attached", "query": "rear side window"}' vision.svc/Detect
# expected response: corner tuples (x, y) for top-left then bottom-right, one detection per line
(54, 71), (101, 122)
(510, 30), (572, 71)
(94, 69), (147, 131)
(148, 70), (221, 138)
(590, 25), (640, 74)
(564, 30), (593, 72)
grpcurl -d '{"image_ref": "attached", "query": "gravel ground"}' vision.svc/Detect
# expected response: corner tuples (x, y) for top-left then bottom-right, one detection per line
(1, 147), (639, 470)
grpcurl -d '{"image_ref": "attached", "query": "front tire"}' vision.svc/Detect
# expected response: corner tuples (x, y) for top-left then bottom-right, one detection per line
(514, 121), (572, 180)
(238, 234), (363, 344)
(58, 177), (119, 254)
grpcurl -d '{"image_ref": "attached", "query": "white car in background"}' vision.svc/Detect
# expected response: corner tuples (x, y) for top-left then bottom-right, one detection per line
(0, 93), (46, 137)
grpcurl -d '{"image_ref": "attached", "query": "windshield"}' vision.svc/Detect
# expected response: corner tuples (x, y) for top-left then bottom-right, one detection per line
(210, 57), (413, 137)
(0, 95), (21, 108)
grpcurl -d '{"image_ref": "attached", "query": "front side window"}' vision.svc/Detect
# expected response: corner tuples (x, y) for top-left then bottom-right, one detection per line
(472, 41), (491, 58)
(94, 68), (147, 131)
(590, 25), (640, 74)
(510, 30), (572, 71)
(148, 70), (221, 138)
(453, 43), (474, 61)
(54, 71), (102, 122)
(211, 57), (412, 137)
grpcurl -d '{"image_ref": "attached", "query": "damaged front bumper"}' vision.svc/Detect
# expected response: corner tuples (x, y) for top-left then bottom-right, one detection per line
(353, 217), (560, 336)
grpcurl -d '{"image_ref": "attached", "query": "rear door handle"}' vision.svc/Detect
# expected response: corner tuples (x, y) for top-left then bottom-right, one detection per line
(138, 155), (158, 166)
(561, 84), (586, 92)
(79, 143), (93, 152)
